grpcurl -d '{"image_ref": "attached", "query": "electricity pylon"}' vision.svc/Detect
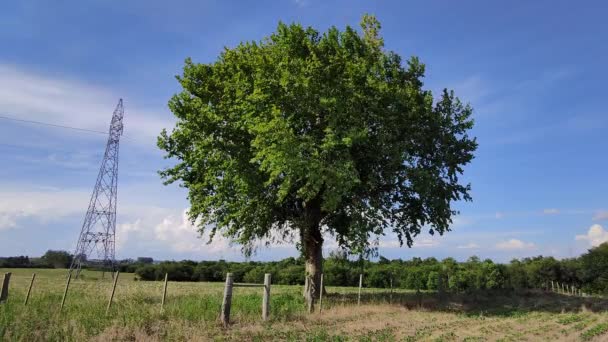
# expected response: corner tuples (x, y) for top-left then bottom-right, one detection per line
(69, 99), (124, 277)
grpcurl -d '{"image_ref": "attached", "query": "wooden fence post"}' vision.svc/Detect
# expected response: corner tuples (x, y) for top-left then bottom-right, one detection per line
(0, 273), (11, 303)
(60, 273), (71, 311)
(24, 273), (36, 305)
(160, 273), (168, 313)
(106, 271), (119, 314)
(221, 273), (234, 327)
(358, 274), (363, 306)
(318, 273), (324, 313)
(263, 273), (271, 321)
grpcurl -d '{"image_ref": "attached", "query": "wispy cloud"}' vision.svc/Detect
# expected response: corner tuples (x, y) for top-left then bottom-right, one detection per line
(457, 242), (479, 249)
(543, 208), (560, 215)
(0, 182), (180, 231)
(495, 239), (536, 251)
(0, 63), (173, 147)
(0, 188), (88, 231)
(593, 211), (608, 221)
(293, 0), (309, 7)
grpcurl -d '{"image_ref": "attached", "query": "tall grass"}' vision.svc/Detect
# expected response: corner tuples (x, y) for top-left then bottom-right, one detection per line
(3, 268), (608, 341)
(0, 268), (405, 340)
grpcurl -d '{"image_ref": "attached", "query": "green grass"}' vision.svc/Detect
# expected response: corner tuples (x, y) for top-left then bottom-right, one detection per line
(581, 322), (608, 341)
(2, 268), (608, 341)
(0, 268), (308, 340)
(557, 313), (585, 325)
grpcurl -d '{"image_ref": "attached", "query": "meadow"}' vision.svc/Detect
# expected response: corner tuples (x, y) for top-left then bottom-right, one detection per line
(2, 268), (608, 341)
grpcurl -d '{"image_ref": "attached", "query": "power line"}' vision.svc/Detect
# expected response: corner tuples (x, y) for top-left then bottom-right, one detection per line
(0, 114), (109, 135)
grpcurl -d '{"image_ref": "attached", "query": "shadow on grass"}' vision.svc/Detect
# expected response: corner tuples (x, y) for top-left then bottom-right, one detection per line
(324, 289), (608, 317)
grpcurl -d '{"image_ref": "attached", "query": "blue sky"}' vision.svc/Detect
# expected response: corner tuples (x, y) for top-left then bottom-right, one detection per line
(1, 0), (607, 262)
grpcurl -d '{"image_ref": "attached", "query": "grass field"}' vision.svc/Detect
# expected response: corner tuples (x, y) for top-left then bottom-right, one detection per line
(2, 268), (608, 341)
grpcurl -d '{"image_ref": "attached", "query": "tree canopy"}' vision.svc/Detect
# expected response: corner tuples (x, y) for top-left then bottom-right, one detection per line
(158, 15), (477, 308)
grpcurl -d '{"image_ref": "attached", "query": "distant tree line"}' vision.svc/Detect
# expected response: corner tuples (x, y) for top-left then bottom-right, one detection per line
(3, 243), (608, 294)
(0, 250), (73, 269)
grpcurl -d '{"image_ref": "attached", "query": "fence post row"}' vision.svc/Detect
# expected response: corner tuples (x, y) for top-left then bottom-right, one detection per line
(222, 272), (272, 326)
(160, 273), (168, 313)
(318, 273), (324, 313)
(358, 273), (363, 306)
(60, 273), (72, 311)
(262, 273), (271, 321)
(106, 271), (120, 314)
(0, 272), (11, 303)
(221, 273), (234, 327)
(24, 273), (36, 305)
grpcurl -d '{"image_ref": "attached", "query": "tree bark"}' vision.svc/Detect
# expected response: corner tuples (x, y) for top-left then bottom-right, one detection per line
(300, 200), (324, 313)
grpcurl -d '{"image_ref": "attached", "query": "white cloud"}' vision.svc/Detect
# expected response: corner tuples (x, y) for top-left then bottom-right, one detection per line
(0, 63), (173, 146)
(154, 209), (237, 254)
(447, 75), (491, 107)
(543, 208), (559, 215)
(576, 224), (608, 247)
(377, 240), (400, 248)
(495, 239), (536, 251)
(375, 235), (439, 249)
(593, 211), (608, 221)
(0, 188), (89, 231)
(0, 214), (18, 231)
(0, 182), (180, 231)
(116, 219), (143, 251)
(451, 215), (475, 228)
(414, 238), (440, 248)
(457, 242), (479, 249)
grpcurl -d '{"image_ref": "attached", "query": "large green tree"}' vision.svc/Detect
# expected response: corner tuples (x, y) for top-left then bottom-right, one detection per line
(42, 250), (72, 269)
(158, 15), (477, 310)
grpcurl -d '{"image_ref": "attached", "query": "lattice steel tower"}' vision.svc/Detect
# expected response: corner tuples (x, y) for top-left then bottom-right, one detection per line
(69, 99), (124, 276)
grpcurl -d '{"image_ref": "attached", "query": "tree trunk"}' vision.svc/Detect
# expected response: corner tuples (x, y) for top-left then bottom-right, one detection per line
(300, 200), (324, 313)
(304, 231), (323, 313)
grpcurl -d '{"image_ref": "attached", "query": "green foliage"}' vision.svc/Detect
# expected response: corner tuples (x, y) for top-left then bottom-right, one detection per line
(580, 242), (608, 293)
(41, 250), (72, 268)
(0, 256), (36, 268)
(157, 15), (477, 258)
(427, 271), (439, 290)
(126, 243), (608, 292)
(243, 266), (267, 283)
(7, 242), (608, 294)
